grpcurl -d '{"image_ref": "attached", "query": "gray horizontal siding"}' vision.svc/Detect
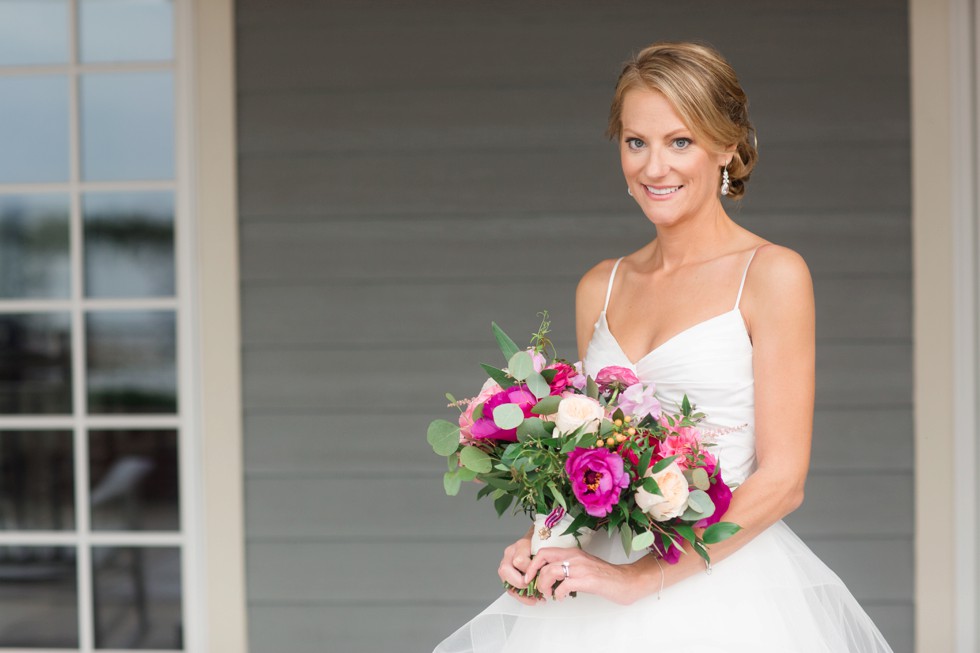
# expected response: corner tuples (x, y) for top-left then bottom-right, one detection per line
(235, 0), (913, 651)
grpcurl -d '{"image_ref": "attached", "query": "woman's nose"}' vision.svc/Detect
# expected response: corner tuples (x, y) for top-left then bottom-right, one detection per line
(643, 148), (669, 178)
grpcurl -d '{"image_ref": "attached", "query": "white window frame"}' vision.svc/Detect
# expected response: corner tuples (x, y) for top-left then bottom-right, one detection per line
(0, 1), (206, 650)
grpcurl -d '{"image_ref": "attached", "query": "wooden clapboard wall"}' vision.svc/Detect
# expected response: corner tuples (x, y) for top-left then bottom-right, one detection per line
(235, 1), (912, 651)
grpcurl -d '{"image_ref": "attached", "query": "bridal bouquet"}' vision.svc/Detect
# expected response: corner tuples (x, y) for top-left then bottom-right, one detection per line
(426, 314), (740, 597)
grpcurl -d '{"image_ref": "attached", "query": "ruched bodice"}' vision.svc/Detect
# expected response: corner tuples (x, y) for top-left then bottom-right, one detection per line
(584, 306), (757, 486)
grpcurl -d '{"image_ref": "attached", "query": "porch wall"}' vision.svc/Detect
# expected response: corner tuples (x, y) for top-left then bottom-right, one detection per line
(233, 2), (913, 650)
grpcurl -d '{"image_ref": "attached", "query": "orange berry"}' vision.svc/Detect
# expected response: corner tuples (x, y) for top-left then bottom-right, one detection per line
(615, 433), (627, 443)
(606, 436), (615, 446)
(628, 427), (637, 436)
(595, 439), (604, 448)
(624, 415), (632, 423)
(614, 419), (623, 427)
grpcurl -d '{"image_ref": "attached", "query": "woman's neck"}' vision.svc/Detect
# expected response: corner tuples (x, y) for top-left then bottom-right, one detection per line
(648, 202), (739, 271)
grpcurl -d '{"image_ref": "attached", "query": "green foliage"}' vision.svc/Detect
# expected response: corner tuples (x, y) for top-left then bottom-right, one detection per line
(427, 419), (461, 456)
(641, 476), (662, 496)
(586, 376), (599, 399)
(525, 372), (551, 399)
(491, 321), (521, 362)
(508, 351), (534, 381)
(691, 468), (710, 491)
(443, 471), (462, 496)
(702, 521), (742, 544)
(650, 455), (680, 474)
(460, 446), (492, 473)
(531, 395), (562, 415)
(480, 363), (516, 389)
(631, 530), (655, 551)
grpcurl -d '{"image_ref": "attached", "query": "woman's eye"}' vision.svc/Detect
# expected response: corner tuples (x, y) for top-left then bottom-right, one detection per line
(673, 137), (692, 149)
(625, 137), (644, 150)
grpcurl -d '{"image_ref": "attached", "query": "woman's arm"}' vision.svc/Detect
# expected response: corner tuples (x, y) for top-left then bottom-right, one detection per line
(524, 245), (816, 604)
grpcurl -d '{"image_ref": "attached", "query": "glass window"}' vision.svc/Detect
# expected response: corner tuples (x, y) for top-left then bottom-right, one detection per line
(0, 75), (69, 183)
(80, 71), (174, 181)
(0, 546), (78, 648)
(0, 193), (71, 299)
(80, 0), (173, 63)
(0, 312), (72, 415)
(83, 191), (175, 298)
(92, 546), (182, 649)
(0, 0), (70, 66)
(89, 429), (179, 531)
(86, 310), (177, 414)
(0, 430), (74, 530)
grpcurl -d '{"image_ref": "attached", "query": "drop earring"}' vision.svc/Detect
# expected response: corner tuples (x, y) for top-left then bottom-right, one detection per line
(627, 186), (633, 197)
(720, 167), (730, 196)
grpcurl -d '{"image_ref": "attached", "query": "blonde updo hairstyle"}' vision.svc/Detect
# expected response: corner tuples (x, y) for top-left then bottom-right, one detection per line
(607, 42), (757, 200)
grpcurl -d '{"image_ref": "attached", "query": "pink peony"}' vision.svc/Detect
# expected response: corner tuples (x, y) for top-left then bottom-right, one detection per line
(545, 362), (577, 395)
(651, 531), (683, 564)
(595, 365), (640, 391)
(468, 385), (537, 442)
(565, 448), (630, 517)
(696, 461), (732, 528)
(617, 382), (661, 420)
(458, 379), (503, 441)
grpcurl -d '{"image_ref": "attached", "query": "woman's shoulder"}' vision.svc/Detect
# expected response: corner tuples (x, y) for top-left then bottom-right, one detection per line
(746, 242), (812, 293)
(575, 257), (621, 315)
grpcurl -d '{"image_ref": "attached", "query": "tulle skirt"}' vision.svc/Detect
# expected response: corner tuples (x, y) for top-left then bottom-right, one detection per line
(433, 521), (893, 652)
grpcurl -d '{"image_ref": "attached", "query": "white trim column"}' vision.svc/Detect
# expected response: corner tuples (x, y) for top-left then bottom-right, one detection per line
(188, 0), (247, 649)
(910, 0), (980, 651)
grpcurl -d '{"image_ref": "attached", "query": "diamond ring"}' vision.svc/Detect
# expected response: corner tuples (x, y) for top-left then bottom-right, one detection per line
(561, 561), (570, 579)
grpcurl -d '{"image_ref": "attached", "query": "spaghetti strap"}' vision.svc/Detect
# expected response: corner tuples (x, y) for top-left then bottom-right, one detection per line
(734, 246), (763, 309)
(603, 257), (625, 313)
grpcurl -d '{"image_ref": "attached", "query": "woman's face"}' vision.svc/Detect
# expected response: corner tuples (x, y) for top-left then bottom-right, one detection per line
(619, 89), (731, 228)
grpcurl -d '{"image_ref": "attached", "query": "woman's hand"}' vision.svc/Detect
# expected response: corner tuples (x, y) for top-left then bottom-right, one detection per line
(498, 532), (540, 605)
(522, 546), (649, 604)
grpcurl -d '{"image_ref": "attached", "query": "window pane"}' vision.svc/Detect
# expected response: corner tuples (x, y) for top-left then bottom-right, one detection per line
(0, 430), (74, 530)
(92, 546), (182, 649)
(81, 72), (174, 181)
(0, 313), (72, 414)
(84, 191), (175, 298)
(86, 311), (176, 414)
(0, 0), (69, 66)
(0, 194), (70, 299)
(0, 546), (78, 648)
(81, 0), (173, 63)
(0, 76), (69, 183)
(89, 429), (178, 531)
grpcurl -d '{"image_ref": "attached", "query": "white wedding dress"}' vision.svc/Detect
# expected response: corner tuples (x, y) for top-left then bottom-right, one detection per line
(434, 249), (894, 652)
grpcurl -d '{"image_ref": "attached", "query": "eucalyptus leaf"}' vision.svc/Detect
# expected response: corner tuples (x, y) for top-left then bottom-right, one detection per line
(599, 419), (614, 436)
(443, 471), (462, 496)
(491, 321), (521, 362)
(687, 489), (714, 515)
(427, 419), (461, 456)
(480, 363), (516, 389)
(525, 371), (551, 399)
(531, 395), (562, 415)
(517, 417), (550, 440)
(484, 476), (519, 492)
(620, 526), (633, 554)
(457, 467), (479, 482)
(492, 403), (525, 430)
(703, 521), (742, 544)
(631, 530), (656, 551)
(447, 452), (460, 471)
(691, 468), (710, 491)
(460, 446), (493, 473)
(508, 351), (534, 381)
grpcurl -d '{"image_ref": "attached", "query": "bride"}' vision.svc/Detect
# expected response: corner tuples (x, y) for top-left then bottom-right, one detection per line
(434, 42), (894, 652)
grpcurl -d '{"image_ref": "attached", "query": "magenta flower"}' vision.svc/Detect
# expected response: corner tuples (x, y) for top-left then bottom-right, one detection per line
(696, 463), (732, 528)
(651, 531), (683, 564)
(565, 448), (630, 517)
(468, 386), (537, 442)
(595, 365), (640, 392)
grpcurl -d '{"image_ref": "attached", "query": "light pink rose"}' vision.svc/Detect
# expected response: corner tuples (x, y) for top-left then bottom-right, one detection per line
(458, 378), (502, 441)
(553, 395), (605, 436)
(635, 461), (690, 522)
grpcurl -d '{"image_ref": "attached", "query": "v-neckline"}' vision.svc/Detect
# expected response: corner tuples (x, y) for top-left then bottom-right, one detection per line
(598, 308), (743, 367)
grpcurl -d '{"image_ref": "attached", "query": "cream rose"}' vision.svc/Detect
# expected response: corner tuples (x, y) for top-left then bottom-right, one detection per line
(553, 395), (605, 436)
(635, 461), (690, 521)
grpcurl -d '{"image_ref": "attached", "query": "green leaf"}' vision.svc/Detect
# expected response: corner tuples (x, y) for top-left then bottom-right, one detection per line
(471, 401), (485, 422)
(673, 524), (696, 545)
(691, 468), (710, 491)
(507, 351), (534, 381)
(483, 476), (518, 492)
(586, 376), (599, 399)
(516, 417), (550, 440)
(493, 493), (514, 516)
(620, 526), (634, 554)
(638, 449), (653, 474)
(693, 541), (711, 565)
(631, 530), (656, 551)
(681, 395), (692, 415)
(525, 371), (551, 399)
(686, 489), (714, 515)
(427, 419), (461, 456)
(476, 484), (494, 500)
(641, 476), (662, 496)
(492, 403), (525, 430)
(650, 455), (679, 474)
(480, 363), (516, 389)
(445, 392), (457, 404)
(443, 471), (462, 496)
(599, 419), (614, 436)
(702, 521), (742, 544)
(459, 446), (492, 473)
(561, 511), (590, 537)
(491, 321), (521, 363)
(457, 467), (479, 482)
(531, 395), (562, 415)
(540, 368), (557, 383)
(447, 452), (459, 471)
(546, 482), (567, 509)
